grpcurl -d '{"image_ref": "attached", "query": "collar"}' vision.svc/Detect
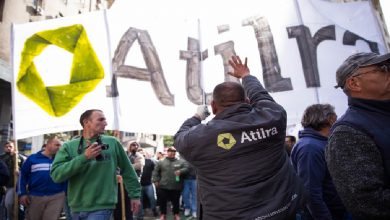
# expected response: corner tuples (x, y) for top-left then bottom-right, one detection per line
(348, 97), (390, 116)
(213, 103), (251, 120)
(298, 127), (327, 141)
(166, 157), (176, 161)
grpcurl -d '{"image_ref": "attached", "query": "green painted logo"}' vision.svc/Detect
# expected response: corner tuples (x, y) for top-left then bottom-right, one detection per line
(16, 24), (104, 117)
(217, 133), (236, 150)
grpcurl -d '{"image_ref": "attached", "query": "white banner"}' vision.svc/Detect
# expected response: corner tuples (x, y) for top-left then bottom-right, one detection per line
(12, 0), (388, 139)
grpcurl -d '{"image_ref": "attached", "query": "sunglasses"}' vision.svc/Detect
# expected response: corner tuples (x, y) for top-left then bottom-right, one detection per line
(352, 63), (390, 78)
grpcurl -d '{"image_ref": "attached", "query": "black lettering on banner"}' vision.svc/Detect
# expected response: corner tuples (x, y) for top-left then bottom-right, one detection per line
(243, 16), (292, 92)
(108, 27), (174, 105)
(179, 37), (212, 105)
(287, 25), (336, 87)
(217, 24), (230, 34)
(107, 21), (381, 107)
(343, 30), (379, 53)
(214, 41), (240, 84)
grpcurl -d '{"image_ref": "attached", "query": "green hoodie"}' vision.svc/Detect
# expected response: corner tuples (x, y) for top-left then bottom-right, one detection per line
(50, 135), (140, 212)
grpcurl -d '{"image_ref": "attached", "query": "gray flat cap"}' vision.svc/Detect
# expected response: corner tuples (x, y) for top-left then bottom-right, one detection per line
(335, 52), (390, 88)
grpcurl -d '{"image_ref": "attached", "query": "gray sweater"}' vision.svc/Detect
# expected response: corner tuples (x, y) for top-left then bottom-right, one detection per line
(325, 125), (390, 219)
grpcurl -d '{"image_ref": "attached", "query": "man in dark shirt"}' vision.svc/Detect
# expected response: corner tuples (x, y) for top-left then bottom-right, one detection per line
(0, 160), (9, 187)
(0, 140), (25, 220)
(136, 148), (158, 219)
(174, 55), (306, 219)
(284, 135), (296, 156)
(326, 52), (390, 219)
(0, 159), (10, 219)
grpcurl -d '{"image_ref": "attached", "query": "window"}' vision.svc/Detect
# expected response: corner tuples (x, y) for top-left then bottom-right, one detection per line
(0, 0), (5, 22)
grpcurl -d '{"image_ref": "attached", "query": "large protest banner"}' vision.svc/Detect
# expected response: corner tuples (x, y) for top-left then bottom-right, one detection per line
(11, 0), (388, 139)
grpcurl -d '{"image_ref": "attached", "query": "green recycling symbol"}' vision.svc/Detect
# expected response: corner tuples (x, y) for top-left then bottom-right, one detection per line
(16, 24), (104, 117)
(217, 133), (236, 150)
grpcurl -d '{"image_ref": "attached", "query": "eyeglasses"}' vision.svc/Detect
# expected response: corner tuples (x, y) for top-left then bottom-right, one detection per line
(351, 63), (390, 78)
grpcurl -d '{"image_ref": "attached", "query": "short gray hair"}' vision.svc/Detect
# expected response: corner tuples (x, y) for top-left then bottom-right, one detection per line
(301, 104), (337, 131)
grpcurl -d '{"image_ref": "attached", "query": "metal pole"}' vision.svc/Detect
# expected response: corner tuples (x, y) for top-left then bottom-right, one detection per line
(13, 142), (19, 220)
(198, 19), (206, 105)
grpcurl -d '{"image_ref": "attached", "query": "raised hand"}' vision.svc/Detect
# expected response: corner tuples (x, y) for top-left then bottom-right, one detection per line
(228, 55), (250, 79)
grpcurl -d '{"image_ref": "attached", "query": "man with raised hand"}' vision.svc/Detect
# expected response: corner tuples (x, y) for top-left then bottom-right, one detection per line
(174, 55), (306, 219)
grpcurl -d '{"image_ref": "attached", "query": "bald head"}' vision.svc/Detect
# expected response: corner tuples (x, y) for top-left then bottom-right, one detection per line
(213, 82), (246, 106)
(211, 82), (246, 114)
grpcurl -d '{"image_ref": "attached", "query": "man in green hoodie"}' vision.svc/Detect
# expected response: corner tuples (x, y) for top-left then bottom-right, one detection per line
(50, 109), (141, 220)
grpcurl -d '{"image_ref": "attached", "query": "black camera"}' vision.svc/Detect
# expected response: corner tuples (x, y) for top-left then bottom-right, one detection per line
(100, 143), (109, 150)
(96, 136), (109, 150)
(96, 136), (109, 161)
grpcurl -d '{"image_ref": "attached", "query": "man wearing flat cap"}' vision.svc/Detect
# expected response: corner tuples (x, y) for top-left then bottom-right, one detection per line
(325, 52), (390, 219)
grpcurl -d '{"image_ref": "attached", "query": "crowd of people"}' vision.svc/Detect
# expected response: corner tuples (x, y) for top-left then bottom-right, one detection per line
(0, 52), (389, 220)
(0, 123), (197, 220)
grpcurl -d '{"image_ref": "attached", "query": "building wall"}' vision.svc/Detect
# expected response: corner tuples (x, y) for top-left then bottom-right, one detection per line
(0, 0), (108, 64)
(0, 78), (12, 151)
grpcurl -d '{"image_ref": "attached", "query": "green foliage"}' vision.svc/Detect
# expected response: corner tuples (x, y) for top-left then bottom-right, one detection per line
(163, 135), (174, 147)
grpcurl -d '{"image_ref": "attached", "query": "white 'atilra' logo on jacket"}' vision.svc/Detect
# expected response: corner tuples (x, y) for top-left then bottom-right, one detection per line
(217, 127), (278, 150)
(241, 127), (278, 143)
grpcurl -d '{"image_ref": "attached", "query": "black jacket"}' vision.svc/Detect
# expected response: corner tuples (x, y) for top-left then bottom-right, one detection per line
(0, 153), (25, 187)
(140, 158), (155, 186)
(0, 160), (10, 186)
(174, 75), (306, 220)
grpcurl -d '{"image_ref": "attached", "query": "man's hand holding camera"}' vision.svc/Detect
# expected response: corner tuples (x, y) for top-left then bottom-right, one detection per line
(84, 141), (102, 160)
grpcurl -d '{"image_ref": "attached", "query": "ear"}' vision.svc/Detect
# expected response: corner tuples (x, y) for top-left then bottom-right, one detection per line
(245, 97), (250, 104)
(211, 100), (218, 115)
(344, 77), (362, 92)
(82, 119), (87, 126)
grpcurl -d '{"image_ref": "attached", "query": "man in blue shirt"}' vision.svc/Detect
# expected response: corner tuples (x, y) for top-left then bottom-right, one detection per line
(18, 136), (66, 220)
(291, 104), (346, 219)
